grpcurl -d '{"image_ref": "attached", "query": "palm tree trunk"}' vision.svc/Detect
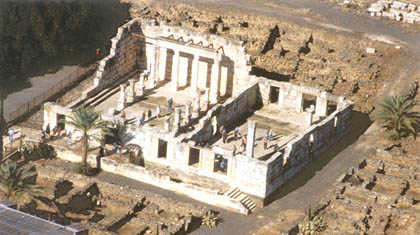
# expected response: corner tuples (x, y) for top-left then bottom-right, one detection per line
(0, 89), (4, 162)
(82, 131), (88, 166)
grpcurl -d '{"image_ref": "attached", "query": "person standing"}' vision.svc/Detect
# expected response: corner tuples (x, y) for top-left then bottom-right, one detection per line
(234, 126), (239, 140)
(57, 127), (62, 137)
(168, 98), (173, 111)
(147, 109), (152, 120)
(266, 128), (272, 142)
(263, 137), (268, 150)
(139, 112), (145, 127)
(156, 105), (161, 118)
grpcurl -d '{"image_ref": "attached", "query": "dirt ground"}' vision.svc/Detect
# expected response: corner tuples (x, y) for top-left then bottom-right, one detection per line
(12, 0), (420, 234)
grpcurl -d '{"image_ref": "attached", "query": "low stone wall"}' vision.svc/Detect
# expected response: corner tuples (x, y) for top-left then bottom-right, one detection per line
(53, 147), (249, 214)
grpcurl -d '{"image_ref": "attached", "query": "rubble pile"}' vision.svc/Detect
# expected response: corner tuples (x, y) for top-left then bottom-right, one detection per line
(122, 0), (397, 112)
(368, 1), (420, 23)
(305, 149), (420, 234)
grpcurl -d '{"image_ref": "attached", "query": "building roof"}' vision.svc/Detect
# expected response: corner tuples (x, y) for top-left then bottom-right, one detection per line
(0, 201), (86, 235)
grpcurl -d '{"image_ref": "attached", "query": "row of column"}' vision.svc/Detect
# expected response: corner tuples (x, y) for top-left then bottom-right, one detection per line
(148, 43), (222, 104)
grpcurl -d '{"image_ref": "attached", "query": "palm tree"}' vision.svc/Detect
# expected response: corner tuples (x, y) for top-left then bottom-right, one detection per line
(371, 95), (420, 140)
(65, 107), (112, 167)
(0, 160), (41, 209)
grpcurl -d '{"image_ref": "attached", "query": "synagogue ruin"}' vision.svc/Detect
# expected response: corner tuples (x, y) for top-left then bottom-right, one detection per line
(43, 18), (353, 214)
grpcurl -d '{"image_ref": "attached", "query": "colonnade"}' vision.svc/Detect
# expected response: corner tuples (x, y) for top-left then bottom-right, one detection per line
(146, 42), (223, 104)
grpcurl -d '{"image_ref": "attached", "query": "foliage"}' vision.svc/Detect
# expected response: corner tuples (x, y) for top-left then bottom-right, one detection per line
(201, 211), (218, 229)
(20, 142), (56, 162)
(298, 205), (327, 235)
(371, 95), (420, 140)
(72, 162), (94, 176)
(0, 160), (41, 209)
(113, 120), (129, 147)
(65, 107), (112, 166)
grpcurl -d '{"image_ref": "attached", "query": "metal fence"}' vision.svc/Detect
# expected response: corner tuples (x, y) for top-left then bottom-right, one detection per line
(4, 65), (96, 123)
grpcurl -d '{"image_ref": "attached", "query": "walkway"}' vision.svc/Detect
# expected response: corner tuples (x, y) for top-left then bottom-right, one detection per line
(3, 66), (79, 122)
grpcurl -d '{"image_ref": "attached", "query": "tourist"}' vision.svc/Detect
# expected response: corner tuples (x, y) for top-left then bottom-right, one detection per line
(57, 127), (62, 137)
(263, 136), (268, 150)
(266, 127), (272, 142)
(116, 145), (121, 155)
(96, 48), (101, 55)
(234, 126), (239, 140)
(239, 143), (245, 154)
(156, 105), (161, 118)
(168, 97), (173, 111)
(220, 159), (226, 171)
(139, 112), (145, 127)
(147, 109), (152, 120)
(8, 129), (15, 142)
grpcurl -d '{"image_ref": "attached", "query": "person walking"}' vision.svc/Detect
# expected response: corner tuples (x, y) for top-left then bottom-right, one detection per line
(266, 127), (272, 142)
(168, 98), (173, 111)
(234, 126), (239, 140)
(139, 112), (145, 127)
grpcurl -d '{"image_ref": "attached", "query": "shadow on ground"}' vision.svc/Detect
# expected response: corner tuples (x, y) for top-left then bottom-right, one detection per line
(265, 111), (372, 205)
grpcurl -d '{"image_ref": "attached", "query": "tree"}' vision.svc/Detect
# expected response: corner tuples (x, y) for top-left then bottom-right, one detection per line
(0, 160), (41, 209)
(298, 205), (327, 235)
(0, 89), (4, 162)
(65, 107), (112, 167)
(371, 95), (420, 140)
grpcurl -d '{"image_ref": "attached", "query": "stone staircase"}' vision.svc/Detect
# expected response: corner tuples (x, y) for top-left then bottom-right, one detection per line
(84, 69), (140, 108)
(226, 187), (257, 213)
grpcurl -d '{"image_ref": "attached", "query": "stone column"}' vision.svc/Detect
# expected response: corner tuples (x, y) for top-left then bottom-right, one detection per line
(173, 108), (181, 130)
(164, 116), (171, 132)
(159, 48), (167, 81)
(126, 79), (136, 103)
(136, 73), (145, 97)
(192, 91), (201, 119)
(171, 50), (180, 92)
(296, 92), (303, 113)
(306, 108), (314, 126)
(278, 87), (285, 106)
(315, 91), (328, 117)
(203, 88), (210, 111)
(190, 54), (200, 97)
(246, 120), (257, 158)
(337, 96), (345, 111)
(149, 45), (157, 84)
(117, 84), (126, 111)
(185, 101), (191, 124)
(210, 53), (221, 104)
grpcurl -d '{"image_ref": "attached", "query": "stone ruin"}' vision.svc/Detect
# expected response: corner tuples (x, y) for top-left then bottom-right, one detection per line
(368, 0), (420, 23)
(42, 18), (353, 214)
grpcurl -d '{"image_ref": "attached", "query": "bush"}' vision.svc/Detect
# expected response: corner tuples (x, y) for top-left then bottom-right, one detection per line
(73, 162), (94, 176)
(201, 210), (218, 229)
(298, 205), (327, 235)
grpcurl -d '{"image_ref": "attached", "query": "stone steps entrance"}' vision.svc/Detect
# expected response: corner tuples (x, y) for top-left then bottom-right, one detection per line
(226, 187), (257, 213)
(84, 69), (140, 108)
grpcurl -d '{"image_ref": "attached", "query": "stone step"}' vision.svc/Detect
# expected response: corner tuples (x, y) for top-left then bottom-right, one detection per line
(84, 69), (139, 107)
(226, 187), (240, 197)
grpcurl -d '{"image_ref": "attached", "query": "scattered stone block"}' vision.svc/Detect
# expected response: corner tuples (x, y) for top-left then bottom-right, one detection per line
(366, 48), (376, 54)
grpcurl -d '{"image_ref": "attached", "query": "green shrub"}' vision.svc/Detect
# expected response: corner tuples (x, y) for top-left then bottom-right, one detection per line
(73, 162), (93, 175)
(201, 210), (218, 229)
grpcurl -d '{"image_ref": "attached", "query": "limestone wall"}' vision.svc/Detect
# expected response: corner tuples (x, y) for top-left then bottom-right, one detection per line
(264, 102), (353, 198)
(67, 19), (143, 109)
(188, 82), (259, 144)
(138, 19), (252, 97)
